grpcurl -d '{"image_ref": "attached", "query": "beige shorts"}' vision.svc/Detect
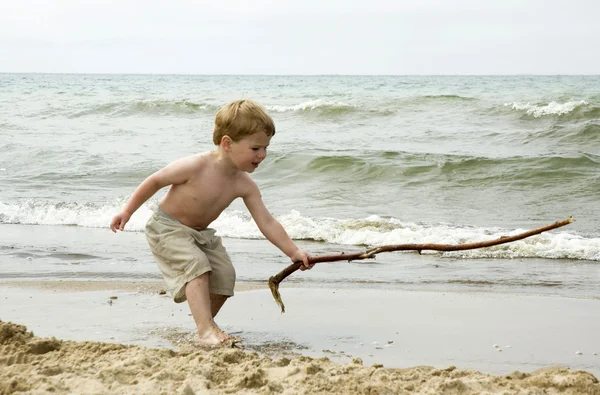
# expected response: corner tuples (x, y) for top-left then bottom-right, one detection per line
(145, 208), (235, 303)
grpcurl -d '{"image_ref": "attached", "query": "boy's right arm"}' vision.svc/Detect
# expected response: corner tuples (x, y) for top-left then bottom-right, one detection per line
(110, 156), (198, 232)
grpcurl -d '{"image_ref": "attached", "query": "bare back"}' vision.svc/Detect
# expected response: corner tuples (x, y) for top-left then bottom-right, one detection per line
(159, 152), (252, 229)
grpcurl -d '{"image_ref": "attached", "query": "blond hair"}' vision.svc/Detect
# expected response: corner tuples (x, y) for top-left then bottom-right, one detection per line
(213, 100), (275, 145)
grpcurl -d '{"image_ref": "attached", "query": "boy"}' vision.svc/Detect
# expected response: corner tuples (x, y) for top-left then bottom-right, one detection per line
(110, 100), (311, 347)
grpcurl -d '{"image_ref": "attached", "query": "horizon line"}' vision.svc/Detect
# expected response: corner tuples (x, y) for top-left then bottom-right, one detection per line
(1, 72), (599, 77)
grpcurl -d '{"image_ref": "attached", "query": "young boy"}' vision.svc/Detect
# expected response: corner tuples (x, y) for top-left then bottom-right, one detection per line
(110, 100), (311, 347)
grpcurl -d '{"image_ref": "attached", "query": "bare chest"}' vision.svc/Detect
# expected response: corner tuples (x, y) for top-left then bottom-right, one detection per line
(184, 173), (242, 209)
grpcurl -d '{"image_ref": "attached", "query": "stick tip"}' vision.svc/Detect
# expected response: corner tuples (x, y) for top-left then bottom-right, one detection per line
(268, 276), (286, 313)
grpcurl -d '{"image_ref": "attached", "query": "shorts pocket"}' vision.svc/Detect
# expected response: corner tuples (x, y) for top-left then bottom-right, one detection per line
(153, 229), (201, 274)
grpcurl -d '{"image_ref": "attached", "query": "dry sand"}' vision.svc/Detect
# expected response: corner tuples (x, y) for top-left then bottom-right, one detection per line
(1, 320), (599, 395)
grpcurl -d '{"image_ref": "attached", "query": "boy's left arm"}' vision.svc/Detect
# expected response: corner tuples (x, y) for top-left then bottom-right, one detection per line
(243, 183), (311, 269)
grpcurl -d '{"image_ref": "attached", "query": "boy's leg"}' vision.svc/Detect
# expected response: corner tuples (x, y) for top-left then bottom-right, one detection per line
(185, 273), (230, 345)
(196, 230), (235, 318)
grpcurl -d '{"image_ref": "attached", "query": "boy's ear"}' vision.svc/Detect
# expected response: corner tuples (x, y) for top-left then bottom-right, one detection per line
(220, 135), (233, 151)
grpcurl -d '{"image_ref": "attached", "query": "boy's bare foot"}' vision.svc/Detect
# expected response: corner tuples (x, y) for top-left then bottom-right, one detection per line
(196, 322), (241, 348)
(196, 335), (242, 349)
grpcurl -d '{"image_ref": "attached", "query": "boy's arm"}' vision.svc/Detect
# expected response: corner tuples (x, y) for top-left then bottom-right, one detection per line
(110, 156), (197, 231)
(243, 181), (310, 268)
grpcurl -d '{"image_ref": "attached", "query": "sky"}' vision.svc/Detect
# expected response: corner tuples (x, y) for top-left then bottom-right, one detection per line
(0, 0), (598, 75)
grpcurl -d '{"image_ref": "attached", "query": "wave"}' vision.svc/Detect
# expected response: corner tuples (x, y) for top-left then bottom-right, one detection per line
(526, 122), (600, 145)
(264, 96), (478, 115)
(56, 96), (481, 119)
(304, 155), (395, 180)
(1, 200), (598, 261)
(504, 100), (593, 118)
(276, 151), (599, 187)
(265, 99), (359, 115)
(417, 94), (478, 102)
(2, 148), (596, 194)
(27, 96), (600, 121)
(68, 100), (219, 118)
(265, 96), (595, 120)
(57, 98), (366, 118)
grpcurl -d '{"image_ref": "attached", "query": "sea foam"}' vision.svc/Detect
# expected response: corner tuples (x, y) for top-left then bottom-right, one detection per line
(505, 100), (588, 117)
(1, 200), (598, 261)
(266, 99), (356, 113)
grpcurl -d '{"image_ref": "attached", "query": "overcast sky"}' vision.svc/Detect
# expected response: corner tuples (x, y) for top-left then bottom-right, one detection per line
(0, 0), (598, 74)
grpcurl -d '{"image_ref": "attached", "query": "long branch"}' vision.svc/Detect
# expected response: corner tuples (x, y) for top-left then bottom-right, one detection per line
(268, 217), (573, 312)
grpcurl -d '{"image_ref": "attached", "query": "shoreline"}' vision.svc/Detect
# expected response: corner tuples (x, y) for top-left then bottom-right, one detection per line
(0, 280), (268, 293)
(2, 279), (599, 302)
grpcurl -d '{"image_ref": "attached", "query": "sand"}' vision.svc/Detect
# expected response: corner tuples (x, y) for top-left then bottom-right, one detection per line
(1, 281), (599, 394)
(2, 320), (599, 395)
(0, 280), (266, 293)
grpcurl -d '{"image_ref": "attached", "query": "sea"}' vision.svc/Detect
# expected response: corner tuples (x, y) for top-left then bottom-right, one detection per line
(1, 74), (599, 299)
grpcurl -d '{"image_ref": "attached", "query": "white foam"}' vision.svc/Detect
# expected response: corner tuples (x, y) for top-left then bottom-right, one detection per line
(0, 199), (154, 231)
(1, 200), (598, 261)
(505, 100), (588, 117)
(266, 99), (356, 113)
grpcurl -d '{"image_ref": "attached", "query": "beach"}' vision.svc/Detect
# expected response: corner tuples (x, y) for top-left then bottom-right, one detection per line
(2, 278), (600, 394)
(1, 74), (599, 393)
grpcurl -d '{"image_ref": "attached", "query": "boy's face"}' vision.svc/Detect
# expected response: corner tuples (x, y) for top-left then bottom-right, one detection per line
(229, 131), (271, 173)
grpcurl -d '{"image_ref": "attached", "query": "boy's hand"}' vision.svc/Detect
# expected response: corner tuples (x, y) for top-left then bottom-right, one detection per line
(110, 212), (131, 233)
(292, 249), (313, 271)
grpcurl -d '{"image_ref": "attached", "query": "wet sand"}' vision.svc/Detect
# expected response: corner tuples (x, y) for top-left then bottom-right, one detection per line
(0, 280), (266, 293)
(1, 281), (599, 394)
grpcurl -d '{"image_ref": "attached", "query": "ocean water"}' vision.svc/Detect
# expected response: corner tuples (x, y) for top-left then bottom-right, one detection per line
(1, 74), (599, 298)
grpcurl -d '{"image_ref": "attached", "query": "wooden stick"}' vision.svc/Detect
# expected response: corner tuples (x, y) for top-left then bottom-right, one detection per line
(268, 217), (573, 313)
